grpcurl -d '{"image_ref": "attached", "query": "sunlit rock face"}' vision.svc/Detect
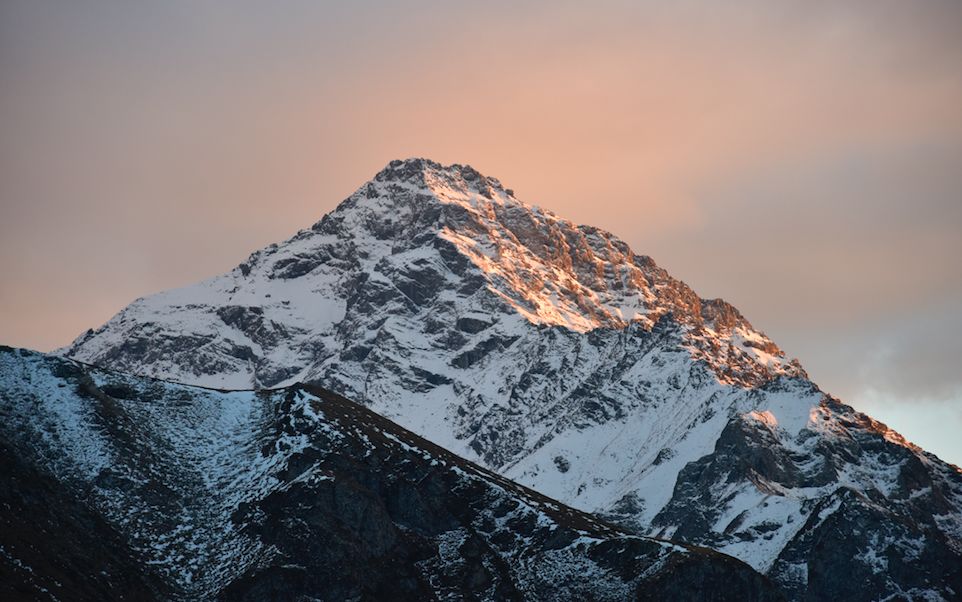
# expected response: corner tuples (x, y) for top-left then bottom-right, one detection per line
(63, 159), (962, 600)
(1, 347), (781, 601)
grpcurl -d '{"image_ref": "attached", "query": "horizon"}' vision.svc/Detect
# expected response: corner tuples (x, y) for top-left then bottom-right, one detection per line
(2, 1), (960, 466)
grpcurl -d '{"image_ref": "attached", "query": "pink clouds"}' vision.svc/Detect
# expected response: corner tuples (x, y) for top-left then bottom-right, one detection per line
(1, 0), (960, 461)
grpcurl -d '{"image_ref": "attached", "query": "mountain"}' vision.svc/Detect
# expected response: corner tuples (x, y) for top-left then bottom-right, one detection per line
(62, 158), (962, 599)
(0, 346), (782, 601)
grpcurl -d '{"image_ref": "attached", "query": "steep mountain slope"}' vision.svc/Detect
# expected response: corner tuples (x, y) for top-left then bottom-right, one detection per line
(62, 158), (962, 599)
(0, 346), (781, 601)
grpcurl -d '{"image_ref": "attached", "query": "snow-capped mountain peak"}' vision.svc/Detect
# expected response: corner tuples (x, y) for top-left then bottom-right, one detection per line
(65, 158), (801, 390)
(354, 159), (795, 361)
(60, 158), (962, 600)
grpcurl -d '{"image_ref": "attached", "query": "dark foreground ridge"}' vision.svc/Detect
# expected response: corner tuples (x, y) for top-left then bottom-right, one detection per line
(0, 346), (782, 601)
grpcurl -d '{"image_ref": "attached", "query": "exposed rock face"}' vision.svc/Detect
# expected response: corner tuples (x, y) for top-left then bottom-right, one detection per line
(59, 159), (962, 599)
(647, 396), (962, 600)
(0, 347), (781, 601)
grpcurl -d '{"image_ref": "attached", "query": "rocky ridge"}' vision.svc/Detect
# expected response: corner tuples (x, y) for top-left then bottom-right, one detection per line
(0, 346), (781, 601)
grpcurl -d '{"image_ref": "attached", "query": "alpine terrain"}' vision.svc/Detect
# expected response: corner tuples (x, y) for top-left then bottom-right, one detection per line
(59, 158), (962, 600)
(0, 346), (780, 601)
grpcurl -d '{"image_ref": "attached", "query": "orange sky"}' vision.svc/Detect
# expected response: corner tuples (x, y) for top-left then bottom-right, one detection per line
(1, 1), (961, 463)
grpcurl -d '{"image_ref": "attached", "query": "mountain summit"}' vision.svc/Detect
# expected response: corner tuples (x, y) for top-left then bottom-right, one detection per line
(62, 159), (962, 600)
(65, 158), (801, 389)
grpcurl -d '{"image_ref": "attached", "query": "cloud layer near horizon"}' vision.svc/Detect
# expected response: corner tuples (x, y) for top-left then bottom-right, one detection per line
(1, 0), (960, 462)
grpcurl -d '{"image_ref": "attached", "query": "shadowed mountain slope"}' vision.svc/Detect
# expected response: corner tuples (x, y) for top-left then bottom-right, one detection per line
(0, 346), (781, 601)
